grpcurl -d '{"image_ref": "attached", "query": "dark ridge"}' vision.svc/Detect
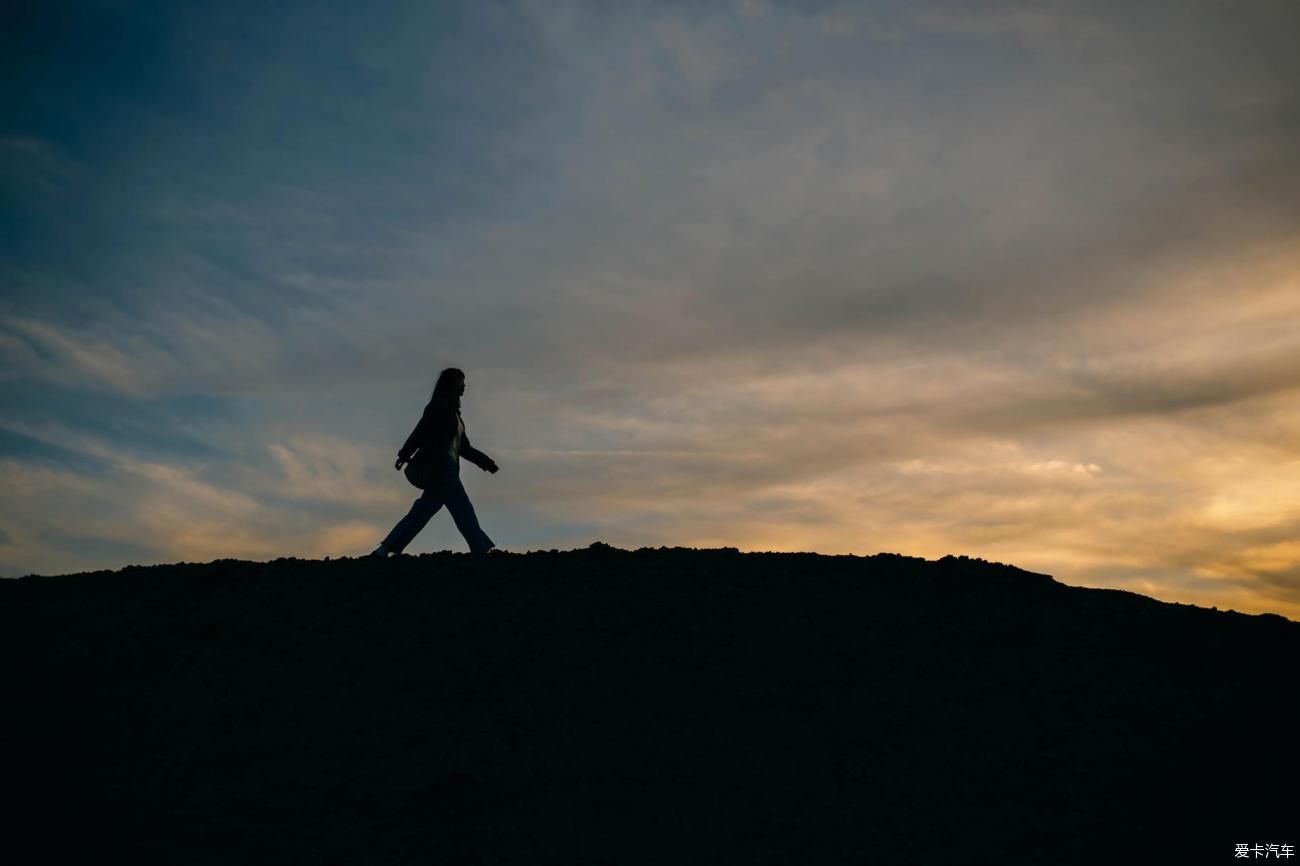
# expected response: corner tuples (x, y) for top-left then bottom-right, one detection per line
(3, 545), (1294, 865)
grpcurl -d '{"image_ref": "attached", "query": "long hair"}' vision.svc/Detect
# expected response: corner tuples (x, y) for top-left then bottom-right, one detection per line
(431, 367), (465, 408)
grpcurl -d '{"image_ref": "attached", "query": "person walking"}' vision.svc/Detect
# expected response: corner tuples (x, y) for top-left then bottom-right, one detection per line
(369, 368), (499, 557)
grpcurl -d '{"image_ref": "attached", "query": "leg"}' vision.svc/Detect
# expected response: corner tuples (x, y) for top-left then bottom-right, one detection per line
(381, 488), (445, 554)
(442, 472), (495, 553)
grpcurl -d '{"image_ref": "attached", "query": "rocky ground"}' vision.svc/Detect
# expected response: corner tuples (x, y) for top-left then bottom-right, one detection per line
(4, 545), (1295, 864)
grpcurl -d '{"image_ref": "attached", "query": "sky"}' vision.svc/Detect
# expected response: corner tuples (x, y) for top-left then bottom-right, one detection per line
(3, 0), (1300, 619)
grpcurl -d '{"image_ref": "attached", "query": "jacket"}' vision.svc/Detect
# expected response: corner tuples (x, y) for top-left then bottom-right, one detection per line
(398, 396), (494, 471)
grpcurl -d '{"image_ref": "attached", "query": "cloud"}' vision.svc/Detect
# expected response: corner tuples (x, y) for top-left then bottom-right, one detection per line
(0, 424), (408, 574)
(0, 135), (75, 198)
(0, 315), (174, 396)
(264, 436), (401, 506)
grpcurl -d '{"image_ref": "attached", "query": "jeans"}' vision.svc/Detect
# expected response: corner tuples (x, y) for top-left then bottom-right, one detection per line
(381, 456), (495, 554)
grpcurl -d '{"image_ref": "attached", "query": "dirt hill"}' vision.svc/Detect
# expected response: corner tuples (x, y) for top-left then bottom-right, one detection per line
(4, 545), (1294, 864)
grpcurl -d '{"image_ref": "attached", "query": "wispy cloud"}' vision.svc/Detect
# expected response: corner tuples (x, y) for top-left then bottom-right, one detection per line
(1, 315), (179, 395)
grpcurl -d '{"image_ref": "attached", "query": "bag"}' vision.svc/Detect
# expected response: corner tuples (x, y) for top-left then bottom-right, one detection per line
(404, 453), (434, 490)
(404, 452), (453, 490)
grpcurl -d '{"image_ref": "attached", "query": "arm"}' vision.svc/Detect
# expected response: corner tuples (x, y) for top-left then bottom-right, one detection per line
(459, 429), (499, 473)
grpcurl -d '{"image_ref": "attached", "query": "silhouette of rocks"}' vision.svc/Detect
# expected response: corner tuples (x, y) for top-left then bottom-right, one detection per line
(3, 546), (1294, 864)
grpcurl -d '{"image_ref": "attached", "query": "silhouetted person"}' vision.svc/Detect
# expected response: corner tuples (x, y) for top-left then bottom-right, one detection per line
(369, 368), (499, 557)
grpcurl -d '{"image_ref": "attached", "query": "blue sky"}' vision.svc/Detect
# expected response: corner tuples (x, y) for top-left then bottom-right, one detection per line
(4, 0), (1300, 618)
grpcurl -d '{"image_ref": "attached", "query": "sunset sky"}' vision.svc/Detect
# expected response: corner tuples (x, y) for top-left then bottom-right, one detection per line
(4, 1), (1299, 619)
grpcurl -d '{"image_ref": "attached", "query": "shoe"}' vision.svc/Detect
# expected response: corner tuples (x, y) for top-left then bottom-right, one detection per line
(367, 544), (389, 559)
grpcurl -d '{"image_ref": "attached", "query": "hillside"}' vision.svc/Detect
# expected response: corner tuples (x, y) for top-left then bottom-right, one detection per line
(4, 545), (1295, 864)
